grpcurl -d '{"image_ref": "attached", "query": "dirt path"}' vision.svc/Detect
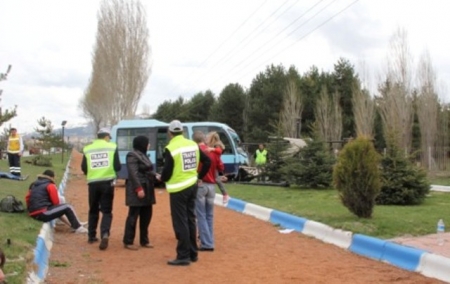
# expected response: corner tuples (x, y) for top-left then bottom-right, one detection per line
(45, 151), (443, 284)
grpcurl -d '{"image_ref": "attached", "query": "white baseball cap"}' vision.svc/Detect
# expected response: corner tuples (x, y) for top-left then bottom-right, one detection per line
(98, 127), (111, 136)
(168, 120), (183, 133)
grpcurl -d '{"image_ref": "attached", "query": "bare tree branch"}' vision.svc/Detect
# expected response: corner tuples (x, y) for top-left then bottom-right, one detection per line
(279, 79), (303, 138)
(378, 27), (414, 150)
(314, 87), (342, 146)
(416, 49), (439, 169)
(81, 0), (152, 127)
(352, 81), (375, 137)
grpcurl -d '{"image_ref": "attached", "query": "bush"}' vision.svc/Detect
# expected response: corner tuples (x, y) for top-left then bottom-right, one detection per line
(280, 138), (335, 188)
(333, 136), (381, 218)
(29, 154), (53, 167)
(376, 144), (430, 205)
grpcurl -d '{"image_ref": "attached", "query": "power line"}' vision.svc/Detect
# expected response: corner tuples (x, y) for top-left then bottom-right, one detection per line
(177, 0), (326, 99)
(155, 0), (361, 120)
(206, 0), (334, 90)
(235, 0), (361, 83)
(164, 0), (269, 97)
(189, 0), (296, 83)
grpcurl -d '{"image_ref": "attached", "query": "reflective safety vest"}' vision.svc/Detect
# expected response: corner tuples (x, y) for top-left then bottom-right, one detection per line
(255, 149), (267, 165)
(165, 135), (199, 193)
(7, 134), (21, 154)
(83, 139), (117, 184)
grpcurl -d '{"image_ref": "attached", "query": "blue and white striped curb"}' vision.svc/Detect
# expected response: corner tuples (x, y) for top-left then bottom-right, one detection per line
(28, 157), (72, 284)
(215, 194), (450, 283)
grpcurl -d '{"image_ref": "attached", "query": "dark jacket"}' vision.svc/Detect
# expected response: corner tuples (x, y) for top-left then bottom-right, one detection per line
(125, 150), (156, 207)
(25, 175), (60, 216)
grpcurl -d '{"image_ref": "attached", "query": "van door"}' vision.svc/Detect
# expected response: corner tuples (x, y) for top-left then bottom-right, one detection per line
(116, 127), (158, 179)
(155, 127), (169, 173)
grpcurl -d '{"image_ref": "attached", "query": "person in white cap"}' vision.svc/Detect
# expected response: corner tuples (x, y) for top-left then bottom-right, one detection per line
(81, 127), (121, 250)
(158, 120), (211, 266)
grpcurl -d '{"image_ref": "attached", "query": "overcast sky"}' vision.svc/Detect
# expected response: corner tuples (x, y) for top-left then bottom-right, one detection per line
(1, 0), (449, 134)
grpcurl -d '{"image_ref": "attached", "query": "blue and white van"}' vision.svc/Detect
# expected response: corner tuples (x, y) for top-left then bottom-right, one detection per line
(110, 119), (248, 180)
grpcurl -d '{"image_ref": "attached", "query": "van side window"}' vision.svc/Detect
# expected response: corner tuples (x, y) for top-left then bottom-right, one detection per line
(192, 126), (233, 154)
(117, 128), (154, 151)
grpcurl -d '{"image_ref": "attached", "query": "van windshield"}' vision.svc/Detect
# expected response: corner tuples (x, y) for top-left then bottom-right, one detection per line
(227, 128), (246, 156)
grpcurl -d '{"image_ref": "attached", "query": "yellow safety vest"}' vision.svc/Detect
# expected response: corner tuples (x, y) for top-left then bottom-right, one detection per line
(7, 134), (21, 154)
(165, 135), (199, 193)
(83, 139), (117, 183)
(255, 149), (267, 165)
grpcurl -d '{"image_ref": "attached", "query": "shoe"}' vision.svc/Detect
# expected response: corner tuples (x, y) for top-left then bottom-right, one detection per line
(99, 236), (109, 250)
(124, 244), (139, 250)
(167, 259), (190, 266)
(199, 247), (214, 252)
(88, 237), (99, 244)
(141, 243), (154, 248)
(74, 226), (88, 234)
(222, 194), (230, 205)
(19, 175), (29, 181)
(190, 256), (198, 262)
(79, 221), (88, 226)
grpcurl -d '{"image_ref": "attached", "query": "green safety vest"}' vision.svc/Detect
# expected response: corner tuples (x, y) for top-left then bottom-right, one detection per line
(83, 139), (117, 184)
(255, 149), (267, 165)
(165, 135), (199, 193)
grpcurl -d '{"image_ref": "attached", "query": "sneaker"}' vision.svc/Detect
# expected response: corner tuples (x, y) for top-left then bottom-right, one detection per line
(74, 226), (88, 234)
(79, 221), (88, 226)
(222, 194), (230, 205)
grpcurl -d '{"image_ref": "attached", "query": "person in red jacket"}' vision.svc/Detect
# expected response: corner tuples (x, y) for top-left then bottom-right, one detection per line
(193, 131), (224, 251)
(206, 131), (229, 204)
(25, 169), (87, 234)
(0, 248), (5, 283)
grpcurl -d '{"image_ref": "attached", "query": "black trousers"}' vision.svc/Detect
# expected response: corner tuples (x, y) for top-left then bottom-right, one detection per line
(123, 205), (152, 245)
(34, 204), (81, 229)
(88, 181), (114, 239)
(169, 183), (198, 260)
(7, 153), (21, 176)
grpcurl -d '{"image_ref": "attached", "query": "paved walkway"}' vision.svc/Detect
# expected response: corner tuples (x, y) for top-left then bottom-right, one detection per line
(391, 233), (450, 258)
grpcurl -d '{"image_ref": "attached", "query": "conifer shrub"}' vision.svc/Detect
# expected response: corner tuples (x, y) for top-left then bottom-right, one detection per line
(333, 136), (381, 218)
(376, 144), (430, 205)
(30, 154), (53, 167)
(280, 138), (335, 188)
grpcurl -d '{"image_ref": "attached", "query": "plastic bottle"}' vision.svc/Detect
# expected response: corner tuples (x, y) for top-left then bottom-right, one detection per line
(437, 219), (445, 246)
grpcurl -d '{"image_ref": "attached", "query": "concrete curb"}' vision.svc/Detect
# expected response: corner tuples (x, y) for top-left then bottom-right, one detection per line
(323, 229), (353, 249)
(417, 253), (450, 281)
(302, 220), (334, 241)
(243, 203), (272, 222)
(27, 159), (71, 284)
(269, 210), (307, 232)
(381, 241), (425, 271)
(214, 194), (450, 283)
(225, 198), (246, 213)
(349, 234), (387, 260)
(430, 185), (450, 192)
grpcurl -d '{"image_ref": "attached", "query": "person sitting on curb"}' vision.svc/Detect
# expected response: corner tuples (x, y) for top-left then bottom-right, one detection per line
(25, 169), (87, 234)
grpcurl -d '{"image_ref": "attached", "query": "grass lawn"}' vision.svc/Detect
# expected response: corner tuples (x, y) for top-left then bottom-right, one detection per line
(222, 182), (450, 240)
(0, 153), (67, 284)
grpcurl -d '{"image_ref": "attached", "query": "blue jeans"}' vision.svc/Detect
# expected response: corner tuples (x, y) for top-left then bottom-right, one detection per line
(195, 183), (216, 249)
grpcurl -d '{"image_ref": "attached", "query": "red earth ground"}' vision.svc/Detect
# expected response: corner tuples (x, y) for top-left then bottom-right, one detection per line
(45, 151), (444, 284)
